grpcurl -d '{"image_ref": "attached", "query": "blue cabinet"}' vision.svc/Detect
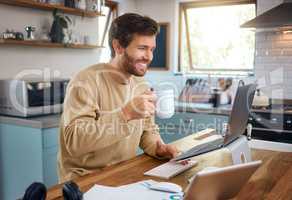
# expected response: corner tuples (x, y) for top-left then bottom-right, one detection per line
(42, 128), (59, 187)
(0, 124), (59, 200)
(156, 112), (228, 144)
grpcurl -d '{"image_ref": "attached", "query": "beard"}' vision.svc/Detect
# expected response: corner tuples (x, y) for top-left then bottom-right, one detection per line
(122, 51), (150, 77)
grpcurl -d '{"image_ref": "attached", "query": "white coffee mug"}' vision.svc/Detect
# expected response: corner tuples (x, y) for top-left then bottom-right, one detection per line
(155, 89), (175, 119)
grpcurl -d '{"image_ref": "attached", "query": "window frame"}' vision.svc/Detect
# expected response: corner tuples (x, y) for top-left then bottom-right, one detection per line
(178, 0), (257, 75)
(100, 0), (118, 47)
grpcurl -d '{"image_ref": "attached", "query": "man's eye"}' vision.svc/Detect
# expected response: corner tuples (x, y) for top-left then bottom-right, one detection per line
(138, 47), (146, 50)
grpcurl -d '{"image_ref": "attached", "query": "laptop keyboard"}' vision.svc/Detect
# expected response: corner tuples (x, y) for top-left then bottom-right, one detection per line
(144, 160), (198, 179)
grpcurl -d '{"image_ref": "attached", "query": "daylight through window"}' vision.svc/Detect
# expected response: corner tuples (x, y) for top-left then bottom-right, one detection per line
(179, 0), (256, 75)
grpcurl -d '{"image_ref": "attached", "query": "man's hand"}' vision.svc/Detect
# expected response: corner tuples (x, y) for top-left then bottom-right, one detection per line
(155, 140), (179, 159)
(122, 90), (156, 121)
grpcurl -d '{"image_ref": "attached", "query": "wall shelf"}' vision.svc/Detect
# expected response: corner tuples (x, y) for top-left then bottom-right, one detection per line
(0, 0), (104, 17)
(0, 39), (103, 49)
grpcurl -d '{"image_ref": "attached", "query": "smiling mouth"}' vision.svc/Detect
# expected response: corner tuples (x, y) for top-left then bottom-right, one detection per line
(135, 62), (148, 71)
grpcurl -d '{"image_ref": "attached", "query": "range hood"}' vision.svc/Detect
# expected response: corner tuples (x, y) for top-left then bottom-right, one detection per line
(241, 0), (292, 30)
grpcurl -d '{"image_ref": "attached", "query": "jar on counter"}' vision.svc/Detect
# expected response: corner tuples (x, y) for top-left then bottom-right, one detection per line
(76, 0), (86, 10)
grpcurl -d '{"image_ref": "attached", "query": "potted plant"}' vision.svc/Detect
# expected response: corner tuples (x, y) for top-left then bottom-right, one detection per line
(49, 9), (72, 43)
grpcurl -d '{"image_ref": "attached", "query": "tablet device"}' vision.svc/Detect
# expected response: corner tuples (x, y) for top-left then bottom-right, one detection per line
(184, 160), (262, 200)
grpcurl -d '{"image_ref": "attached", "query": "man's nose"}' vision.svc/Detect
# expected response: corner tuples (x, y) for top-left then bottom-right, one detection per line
(144, 50), (153, 61)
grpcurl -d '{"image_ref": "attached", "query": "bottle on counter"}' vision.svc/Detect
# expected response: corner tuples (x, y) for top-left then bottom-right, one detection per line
(211, 88), (221, 108)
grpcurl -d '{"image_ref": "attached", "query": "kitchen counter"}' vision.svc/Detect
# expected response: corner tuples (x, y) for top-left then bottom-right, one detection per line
(0, 103), (231, 128)
(0, 114), (61, 129)
(176, 101), (292, 115)
(1, 102), (290, 129)
(0, 103), (232, 128)
(175, 101), (232, 116)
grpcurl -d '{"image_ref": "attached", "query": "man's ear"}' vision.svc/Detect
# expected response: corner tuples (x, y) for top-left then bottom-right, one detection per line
(112, 39), (125, 56)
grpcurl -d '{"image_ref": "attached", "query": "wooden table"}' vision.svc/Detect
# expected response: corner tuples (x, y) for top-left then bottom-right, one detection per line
(47, 131), (292, 200)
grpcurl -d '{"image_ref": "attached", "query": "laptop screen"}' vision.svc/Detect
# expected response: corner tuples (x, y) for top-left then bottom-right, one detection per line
(224, 84), (256, 145)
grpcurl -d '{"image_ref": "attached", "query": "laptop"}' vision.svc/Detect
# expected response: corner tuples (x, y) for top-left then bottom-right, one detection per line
(173, 84), (257, 161)
(184, 160), (262, 200)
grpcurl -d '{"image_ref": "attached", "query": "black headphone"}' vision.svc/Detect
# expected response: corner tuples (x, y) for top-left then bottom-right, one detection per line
(22, 181), (83, 200)
(22, 182), (46, 200)
(63, 181), (83, 200)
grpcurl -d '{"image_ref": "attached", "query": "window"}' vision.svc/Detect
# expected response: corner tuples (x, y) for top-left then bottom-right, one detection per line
(179, 0), (256, 75)
(99, 1), (118, 62)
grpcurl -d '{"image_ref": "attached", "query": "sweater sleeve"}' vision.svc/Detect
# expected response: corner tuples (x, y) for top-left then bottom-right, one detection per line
(139, 116), (163, 157)
(62, 73), (131, 157)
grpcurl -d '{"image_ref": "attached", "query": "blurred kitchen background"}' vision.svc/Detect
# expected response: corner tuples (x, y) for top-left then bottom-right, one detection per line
(1, 0), (292, 199)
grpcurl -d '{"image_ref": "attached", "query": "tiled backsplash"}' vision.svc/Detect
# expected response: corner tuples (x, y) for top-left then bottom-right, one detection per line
(255, 31), (292, 99)
(253, 0), (292, 99)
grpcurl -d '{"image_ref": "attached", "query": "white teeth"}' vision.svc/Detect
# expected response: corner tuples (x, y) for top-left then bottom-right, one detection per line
(137, 63), (147, 68)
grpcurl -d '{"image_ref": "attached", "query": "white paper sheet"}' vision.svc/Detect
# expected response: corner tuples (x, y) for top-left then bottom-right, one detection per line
(84, 180), (184, 200)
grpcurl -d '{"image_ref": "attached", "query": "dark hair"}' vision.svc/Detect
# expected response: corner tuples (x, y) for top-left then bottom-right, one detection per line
(108, 13), (159, 58)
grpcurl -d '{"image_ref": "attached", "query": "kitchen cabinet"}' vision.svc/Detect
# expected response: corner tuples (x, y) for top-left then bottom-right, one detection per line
(0, 123), (59, 200)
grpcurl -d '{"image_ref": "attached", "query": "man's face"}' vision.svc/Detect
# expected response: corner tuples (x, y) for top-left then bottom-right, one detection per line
(121, 34), (156, 77)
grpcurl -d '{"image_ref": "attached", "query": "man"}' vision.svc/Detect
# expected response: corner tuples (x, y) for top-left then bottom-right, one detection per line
(58, 13), (178, 182)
